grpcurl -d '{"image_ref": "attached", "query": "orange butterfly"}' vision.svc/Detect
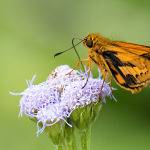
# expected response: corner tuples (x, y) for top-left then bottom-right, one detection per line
(83, 33), (150, 93)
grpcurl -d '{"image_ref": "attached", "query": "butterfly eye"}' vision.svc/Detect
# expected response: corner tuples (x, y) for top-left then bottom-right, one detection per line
(86, 39), (93, 48)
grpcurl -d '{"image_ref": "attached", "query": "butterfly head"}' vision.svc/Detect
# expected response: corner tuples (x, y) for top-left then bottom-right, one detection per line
(83, 33), (98, 49)
(83, 33), (111, 50)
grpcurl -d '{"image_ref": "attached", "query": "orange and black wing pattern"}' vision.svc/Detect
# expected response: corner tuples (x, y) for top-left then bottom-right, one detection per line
(102, 41), (150, 93)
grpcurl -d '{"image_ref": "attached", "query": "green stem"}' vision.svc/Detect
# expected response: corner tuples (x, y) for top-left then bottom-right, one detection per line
(57, 140), (66, 150)
(65, 120), (77, 150)
(71, 131), (77, 150)
(57, 145), (64, 150)
(80, 126), (91, 150)
(66, 129), (77, 150)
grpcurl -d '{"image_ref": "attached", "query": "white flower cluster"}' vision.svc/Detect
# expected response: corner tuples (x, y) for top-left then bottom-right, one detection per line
(11, 65), (113, 135)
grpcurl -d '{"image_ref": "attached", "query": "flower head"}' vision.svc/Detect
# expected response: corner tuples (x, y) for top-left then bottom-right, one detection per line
(11, 65), (114, 135)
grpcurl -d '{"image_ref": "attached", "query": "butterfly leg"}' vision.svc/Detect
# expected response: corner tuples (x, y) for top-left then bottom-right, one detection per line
(97, 61), (112, 95)
(65, 59), (92, 76)
(80, 58), (93, 88)
(100, 69), (109, 91)
(75, 58), (92, 69)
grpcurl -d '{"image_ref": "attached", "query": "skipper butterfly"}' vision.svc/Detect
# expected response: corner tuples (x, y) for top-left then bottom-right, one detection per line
(83, 33), (150, 93)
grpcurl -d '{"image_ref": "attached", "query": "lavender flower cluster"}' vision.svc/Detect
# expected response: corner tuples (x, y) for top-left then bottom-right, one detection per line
(11, 65), (113, 135)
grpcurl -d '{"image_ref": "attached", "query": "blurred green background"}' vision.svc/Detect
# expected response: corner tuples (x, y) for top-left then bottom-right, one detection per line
(1, 0), (150, 150)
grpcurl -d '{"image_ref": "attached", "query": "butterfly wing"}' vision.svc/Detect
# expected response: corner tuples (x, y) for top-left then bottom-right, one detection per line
(101, 42), (150, 93)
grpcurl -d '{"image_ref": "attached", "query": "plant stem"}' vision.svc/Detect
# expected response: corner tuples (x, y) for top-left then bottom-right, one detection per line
(65, 120), (77, 150)
(66, 129), (77, 150)
(57, 145), (64, 150)
(80, 126), (91, 150)
(57, 140), (66, 150)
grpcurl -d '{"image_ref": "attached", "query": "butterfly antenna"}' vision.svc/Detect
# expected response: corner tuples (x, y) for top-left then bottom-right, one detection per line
(54, 38), (83, 58)
(54, 37), (88, 88)
(71, 38), (85, 71)
(71, 38), (89, 88)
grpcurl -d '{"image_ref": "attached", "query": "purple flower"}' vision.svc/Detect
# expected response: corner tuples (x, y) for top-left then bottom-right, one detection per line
(11, 65), (114, 135)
